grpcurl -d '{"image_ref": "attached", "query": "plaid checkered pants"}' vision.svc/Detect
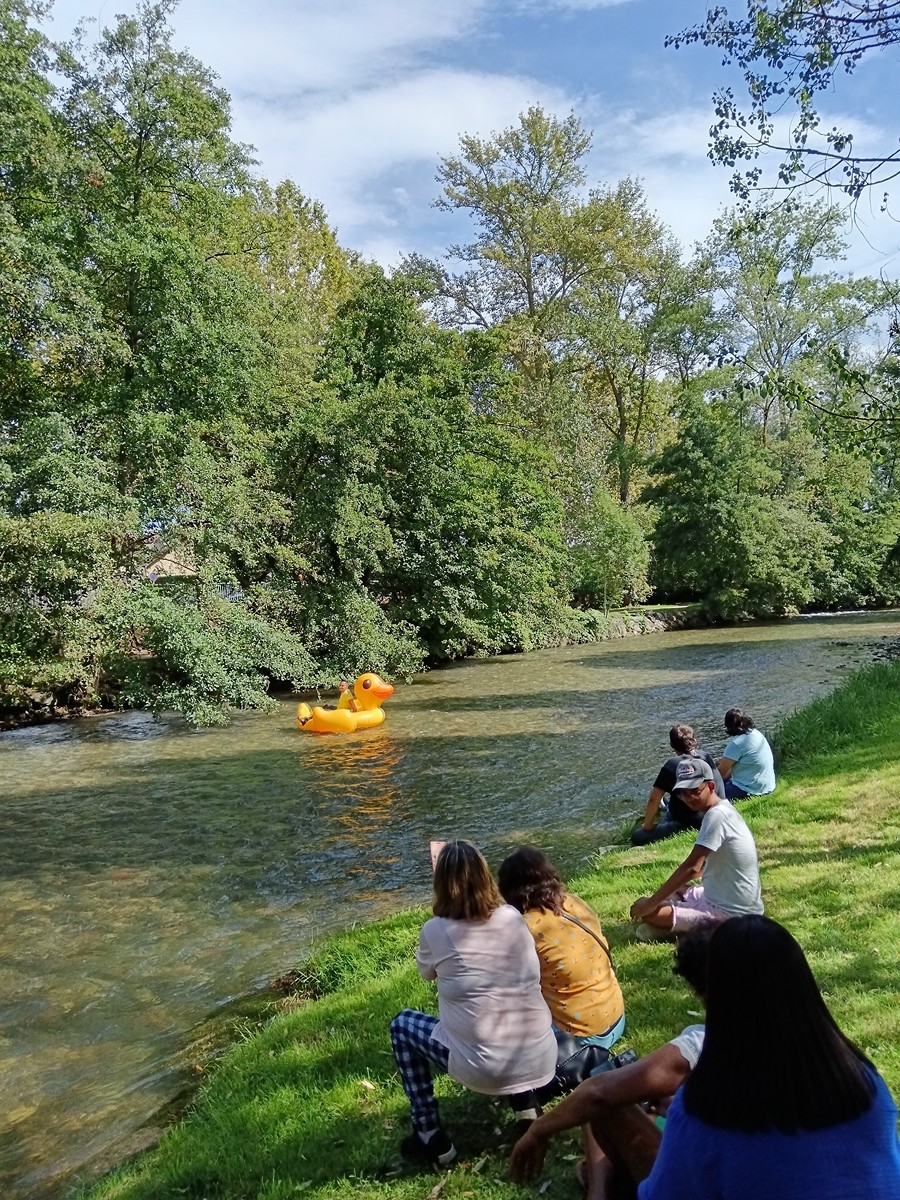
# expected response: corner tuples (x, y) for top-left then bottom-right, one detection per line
(389, 1008), (451, 1133)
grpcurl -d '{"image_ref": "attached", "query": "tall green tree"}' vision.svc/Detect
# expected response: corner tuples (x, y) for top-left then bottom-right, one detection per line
(707, 198), (892, 438)
(406, 110), (684, 600)
(1, 0), (318, 721)
(644, 402), (834, 618)
(404, 108), (632, 409)
(566, 184), (720, 504)
(256, 269), (580, 671)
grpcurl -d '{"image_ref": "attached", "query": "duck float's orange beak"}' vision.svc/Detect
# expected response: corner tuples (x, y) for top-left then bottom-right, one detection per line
(353, 673), (395, 705)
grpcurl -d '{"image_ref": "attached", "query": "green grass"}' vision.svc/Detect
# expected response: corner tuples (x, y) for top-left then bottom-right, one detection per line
(78, 661), (900, 1200)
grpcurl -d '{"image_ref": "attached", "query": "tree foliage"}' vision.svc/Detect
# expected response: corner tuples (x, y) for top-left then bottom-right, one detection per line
(1, 5), (898, 724)
(707, 197), (894, 435)
(669, 2), (900, 199)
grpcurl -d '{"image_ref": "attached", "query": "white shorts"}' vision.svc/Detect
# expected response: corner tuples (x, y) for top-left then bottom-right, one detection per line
(669, 885), (730, 932)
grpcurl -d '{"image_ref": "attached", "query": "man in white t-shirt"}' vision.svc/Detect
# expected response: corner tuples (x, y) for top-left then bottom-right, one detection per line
(629, 757), (764, 937)
(510, 931), (711, 1199)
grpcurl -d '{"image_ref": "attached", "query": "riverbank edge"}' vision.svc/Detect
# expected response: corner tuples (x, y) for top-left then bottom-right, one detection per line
(1, 605), (708, 731)
(76, 657), (900, 1200)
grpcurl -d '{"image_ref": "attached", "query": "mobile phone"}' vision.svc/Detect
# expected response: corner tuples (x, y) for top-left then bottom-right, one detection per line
(429, 840), (447, 869)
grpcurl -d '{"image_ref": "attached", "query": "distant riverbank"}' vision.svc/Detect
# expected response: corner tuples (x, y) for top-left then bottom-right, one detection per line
(1, 605), (709, 732)
(77, 654), (900, 1200)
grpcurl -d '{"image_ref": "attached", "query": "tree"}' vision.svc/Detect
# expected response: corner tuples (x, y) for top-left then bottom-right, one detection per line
(0, 0), (107, 417)
(261, 269), (580, 669)
(706, 197), (893, 438)
(236, 179), (358, 406)
(568, 488), (651, 611)
(413, 107), (595, 330)
(404, 110), (677, 609)
(668, 2), (900, 199)
(403, 107), (632, 413)
(565, 184), (720, 504)
(644, 402), (834, 618)
(0, 0), (322, 722)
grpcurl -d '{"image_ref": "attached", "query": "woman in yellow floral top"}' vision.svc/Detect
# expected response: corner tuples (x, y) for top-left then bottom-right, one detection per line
(498, 846), (625, 1048)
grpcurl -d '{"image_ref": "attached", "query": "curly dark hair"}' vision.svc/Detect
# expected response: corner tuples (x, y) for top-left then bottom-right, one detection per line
(669, 723), (699, 754)
(498, 846), (565, 916)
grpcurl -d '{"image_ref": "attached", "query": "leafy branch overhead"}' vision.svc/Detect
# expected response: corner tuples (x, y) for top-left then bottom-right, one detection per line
(668, 2), (900, 200)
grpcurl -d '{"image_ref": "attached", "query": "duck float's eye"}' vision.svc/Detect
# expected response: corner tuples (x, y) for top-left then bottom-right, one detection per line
(362, 678), (372, 689)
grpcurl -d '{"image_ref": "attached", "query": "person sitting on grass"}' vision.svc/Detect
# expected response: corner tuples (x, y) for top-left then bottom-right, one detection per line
(499, 846), (626, 1052)
(389, 840), (557, 1167)
(639, 915), (900, 1199)
(498, 846), (626, 1117)
(510, 929), (712, 1200)
(631, 725), (726, 846)
(629, 757), (763, 940)
(717, 707), (775, 800)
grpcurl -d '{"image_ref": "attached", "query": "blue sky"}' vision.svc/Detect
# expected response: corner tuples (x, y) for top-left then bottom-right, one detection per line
(44, 0), (900, 276)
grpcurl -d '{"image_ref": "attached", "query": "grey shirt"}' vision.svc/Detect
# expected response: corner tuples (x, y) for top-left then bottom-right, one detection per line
(696, 800), (764, 915)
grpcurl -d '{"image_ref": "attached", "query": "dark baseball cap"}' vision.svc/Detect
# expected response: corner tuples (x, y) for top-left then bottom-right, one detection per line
(671, 756), (715, 790)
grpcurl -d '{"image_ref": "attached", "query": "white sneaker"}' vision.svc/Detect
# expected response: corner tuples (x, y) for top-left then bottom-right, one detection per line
(635, 922), (675, 943)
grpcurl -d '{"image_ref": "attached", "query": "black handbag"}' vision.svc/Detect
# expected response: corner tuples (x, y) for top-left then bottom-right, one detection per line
(552, 1032), (613, 1093)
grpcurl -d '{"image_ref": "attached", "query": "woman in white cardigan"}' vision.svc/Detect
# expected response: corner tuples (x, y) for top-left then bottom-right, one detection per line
(390, 840), (557, 1166)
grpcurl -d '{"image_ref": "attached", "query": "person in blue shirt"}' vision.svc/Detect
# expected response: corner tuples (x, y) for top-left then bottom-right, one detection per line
(718, 707), (775, 800)
(639, 915), (900, 1200)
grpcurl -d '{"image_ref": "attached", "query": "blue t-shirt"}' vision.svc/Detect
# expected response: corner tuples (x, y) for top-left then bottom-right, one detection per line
(722, 728), (775, 795)
(639, 1071), (900, 1200)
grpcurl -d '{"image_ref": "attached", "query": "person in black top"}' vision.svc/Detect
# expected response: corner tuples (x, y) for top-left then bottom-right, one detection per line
(631, 724), (725, 846)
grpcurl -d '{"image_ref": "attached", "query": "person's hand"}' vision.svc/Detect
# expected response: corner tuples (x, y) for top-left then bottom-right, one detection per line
(509, 1120), (549, 1184)
(630, 896), (657, 922)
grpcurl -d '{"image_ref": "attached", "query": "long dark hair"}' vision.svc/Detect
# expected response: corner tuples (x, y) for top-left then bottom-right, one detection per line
(498, 846), (565, 916)
(683, 916), (875, 1132)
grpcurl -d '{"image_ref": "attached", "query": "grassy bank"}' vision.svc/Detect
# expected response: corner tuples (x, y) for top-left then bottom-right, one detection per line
(78, 661), (900, 1200)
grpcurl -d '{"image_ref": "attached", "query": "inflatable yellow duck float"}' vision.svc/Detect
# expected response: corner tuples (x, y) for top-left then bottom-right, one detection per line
(296, 672), (394, 734)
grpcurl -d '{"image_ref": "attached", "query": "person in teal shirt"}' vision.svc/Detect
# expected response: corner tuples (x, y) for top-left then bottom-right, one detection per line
(718, 708), (775, 799)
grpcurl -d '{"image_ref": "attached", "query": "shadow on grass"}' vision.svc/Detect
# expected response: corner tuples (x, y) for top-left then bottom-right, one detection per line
(84, 972), (542, 1198)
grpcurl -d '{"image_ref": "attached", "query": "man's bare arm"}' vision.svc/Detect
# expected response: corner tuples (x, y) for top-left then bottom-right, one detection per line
(630, 844), (708, 921)
(509, 1044), (692, 1183)
(640, 786), (666, 831)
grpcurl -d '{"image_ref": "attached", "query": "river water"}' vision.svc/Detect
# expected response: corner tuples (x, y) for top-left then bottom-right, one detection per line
(2, 612), (898, 1197)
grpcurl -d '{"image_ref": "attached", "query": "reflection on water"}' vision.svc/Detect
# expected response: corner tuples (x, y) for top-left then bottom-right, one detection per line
(1, 613), (897, 1197)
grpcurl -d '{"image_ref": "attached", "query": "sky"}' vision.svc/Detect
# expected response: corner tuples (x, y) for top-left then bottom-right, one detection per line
(42, 0), (900, 277)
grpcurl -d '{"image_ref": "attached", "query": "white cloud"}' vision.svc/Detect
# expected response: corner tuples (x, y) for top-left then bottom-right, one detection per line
(231, 68), (572, 240)
(46, 0), (491, 105)
(516, 0), (636, 9)
(597, 105), (715, 164)
(174, 0), (489, 96)
(42, 0), (898, 273)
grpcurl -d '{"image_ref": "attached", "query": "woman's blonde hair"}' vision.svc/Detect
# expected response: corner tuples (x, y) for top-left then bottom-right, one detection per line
(433, 840), (502, 921)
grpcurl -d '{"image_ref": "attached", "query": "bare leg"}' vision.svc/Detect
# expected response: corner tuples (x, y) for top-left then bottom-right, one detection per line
(633, 900), (676, 930)
(589, 1104), (662, 1195)
(581, 1124), (615, 1200)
